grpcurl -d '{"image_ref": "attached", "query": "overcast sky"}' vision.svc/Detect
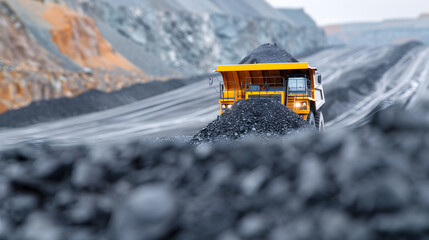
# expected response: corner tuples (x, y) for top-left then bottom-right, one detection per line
(267, 0), (429, 26)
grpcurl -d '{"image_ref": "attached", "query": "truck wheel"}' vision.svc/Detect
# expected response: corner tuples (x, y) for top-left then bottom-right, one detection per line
(315, 111), (325, 132)
(307, 111), (316, 127)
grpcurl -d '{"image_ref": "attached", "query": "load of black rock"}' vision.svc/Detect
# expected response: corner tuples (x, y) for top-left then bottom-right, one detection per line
(1, 104), (429, 240)
(239, 43), (299, 64)
(191, 99), (314, 144)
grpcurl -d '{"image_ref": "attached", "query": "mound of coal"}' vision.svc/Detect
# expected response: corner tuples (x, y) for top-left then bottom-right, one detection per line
(1, 104), (429, 240)
(0, 75), (205, 128)
(239, 43), (299, 64)
(191, 99), (313, 144)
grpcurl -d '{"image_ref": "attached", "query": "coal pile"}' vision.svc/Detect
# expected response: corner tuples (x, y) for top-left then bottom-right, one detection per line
(0, 75), (206, 128)
(1, 104), (429, 240)
(239, 43), (299, 64)
(190, 99), (313, 144)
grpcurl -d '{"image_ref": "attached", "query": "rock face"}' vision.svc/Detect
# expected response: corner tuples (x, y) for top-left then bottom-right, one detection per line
(42, 3), (141, 73)
(66, 0), (327, 75)
(0, 69), (146, 113)
(0, 0), (147, 113)
(278, 8), (320, 28)
(0, 2), (62, 71)
(324, 17), (429, 46)
(0, 0), (326, 113)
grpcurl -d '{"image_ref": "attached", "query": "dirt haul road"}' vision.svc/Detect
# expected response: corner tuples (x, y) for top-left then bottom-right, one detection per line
(1, 44), (429, 149)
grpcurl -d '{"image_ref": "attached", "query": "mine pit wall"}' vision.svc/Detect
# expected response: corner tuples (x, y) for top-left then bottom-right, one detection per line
(66, 0), (327, 75)
(0, 0), (327, 113)
(42, 3), (142, 73)
(0, 69), (147, 114)
(0, 0), (149, 114)
(0, 1), (64, 71)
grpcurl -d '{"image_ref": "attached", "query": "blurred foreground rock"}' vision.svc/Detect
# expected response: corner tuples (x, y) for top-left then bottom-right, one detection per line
(1, 105), (429, 240)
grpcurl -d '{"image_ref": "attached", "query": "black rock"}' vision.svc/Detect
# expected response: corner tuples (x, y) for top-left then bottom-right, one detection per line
(6, 194), (39, 225)
(10, 176), (57, 197)
(238, 214), (269, 238)
(0, 217), (12, 240)
(239, 167), (269, 196)
(71, 162), (105, 190)
(371, 209), (429, 236)
(65, 195), (97, 225)
(239, 43), (299, 64)
(112, 184), (178, 240)
(298, 158), (327, 200)
(1, 100), (429, 240)
(190, 99), (313, 144)
(340, 170), (411, 215)
(19, 212), (64, 240)
(318, 210), (353, 240)
(33, 159), (70, 181)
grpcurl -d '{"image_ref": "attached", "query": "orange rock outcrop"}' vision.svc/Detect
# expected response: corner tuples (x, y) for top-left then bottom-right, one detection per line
(0, 1), (151, 114)
(0, 14), (62, 71)
(42, 3), (141, 73)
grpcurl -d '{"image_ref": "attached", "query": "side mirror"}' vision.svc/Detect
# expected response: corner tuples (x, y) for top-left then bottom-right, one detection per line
(318, 75), (322, 84)
(209, 77), (214, 86)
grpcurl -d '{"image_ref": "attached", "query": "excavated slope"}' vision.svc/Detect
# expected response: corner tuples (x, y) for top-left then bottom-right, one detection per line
(0, 1), (149, 114)
(67, 0), (326, 75)
(0, 2), (62, 71)
(0, 69), (148, 114)
(42, 3), (141, 73)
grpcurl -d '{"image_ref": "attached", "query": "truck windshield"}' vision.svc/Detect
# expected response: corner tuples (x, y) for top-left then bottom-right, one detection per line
(288, 77), (307, 93)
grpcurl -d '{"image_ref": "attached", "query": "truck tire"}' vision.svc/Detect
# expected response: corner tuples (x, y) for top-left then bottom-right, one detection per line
(315, 111), (325, 132)
(307, 111), (316, 127)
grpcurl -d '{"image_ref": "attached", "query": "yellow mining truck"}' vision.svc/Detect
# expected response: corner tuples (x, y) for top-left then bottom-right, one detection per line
(214, 62), (325, 131)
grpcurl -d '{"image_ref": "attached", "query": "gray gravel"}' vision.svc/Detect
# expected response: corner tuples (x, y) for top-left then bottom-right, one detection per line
(1, 103), (429, 239)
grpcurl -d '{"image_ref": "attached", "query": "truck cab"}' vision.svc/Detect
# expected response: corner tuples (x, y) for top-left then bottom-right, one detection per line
(215, 62), (325, 131)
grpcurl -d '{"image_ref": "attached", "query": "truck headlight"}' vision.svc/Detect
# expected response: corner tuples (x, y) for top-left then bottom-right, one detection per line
(222, 105), (226, 109)
(227, 105), (232, 109)
(295, 102), (307, 109)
